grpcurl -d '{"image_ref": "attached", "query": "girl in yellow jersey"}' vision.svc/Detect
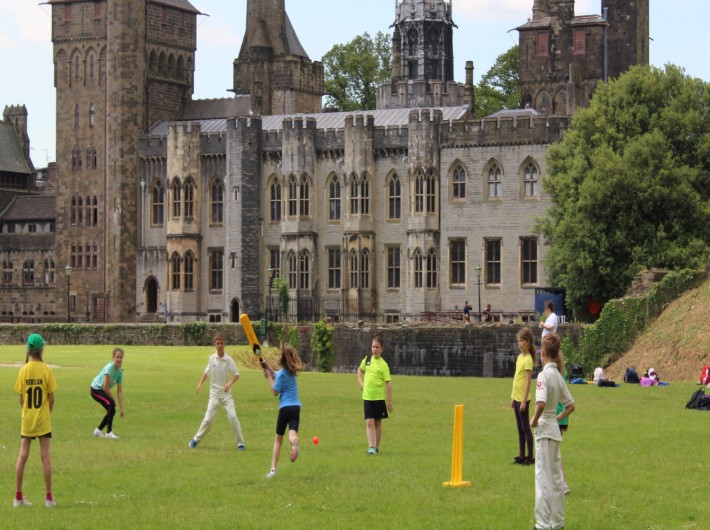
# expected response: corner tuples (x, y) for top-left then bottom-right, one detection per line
(14, 334), (57, 508)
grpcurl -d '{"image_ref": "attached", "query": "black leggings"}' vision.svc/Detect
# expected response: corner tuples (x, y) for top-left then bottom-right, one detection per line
(513, 400), (534, 459)
(90, 387), (116, 433)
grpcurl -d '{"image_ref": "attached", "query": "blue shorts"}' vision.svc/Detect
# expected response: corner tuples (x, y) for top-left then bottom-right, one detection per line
(363, 400), (388, 420)
(276, 405), (300, 436)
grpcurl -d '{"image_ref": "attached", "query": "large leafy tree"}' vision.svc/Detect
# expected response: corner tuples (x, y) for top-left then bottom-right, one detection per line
(322, 31), (391, 111)
(475, 45), (520, 117)
(538, 64), (710, 319)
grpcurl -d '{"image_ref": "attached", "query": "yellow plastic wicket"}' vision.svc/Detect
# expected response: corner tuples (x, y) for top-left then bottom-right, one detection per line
(442, 404), (471, 488)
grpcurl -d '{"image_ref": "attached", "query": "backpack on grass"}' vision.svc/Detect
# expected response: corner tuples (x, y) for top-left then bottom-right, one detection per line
(624, 367), (640, 384)
(685, 389), (705, 410)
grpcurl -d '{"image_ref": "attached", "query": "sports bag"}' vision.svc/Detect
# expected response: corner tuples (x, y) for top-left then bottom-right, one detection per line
(624, 367), (640, 384)
(685, 389), (705, 409)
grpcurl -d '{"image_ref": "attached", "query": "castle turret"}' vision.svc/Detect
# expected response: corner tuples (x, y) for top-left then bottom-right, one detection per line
(233, 0), (323, 115)
(377, 0), (471, 110)
(3, 105), (32, 171)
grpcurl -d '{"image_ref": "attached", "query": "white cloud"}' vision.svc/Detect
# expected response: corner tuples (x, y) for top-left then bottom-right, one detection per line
(455, 0), (600, 24)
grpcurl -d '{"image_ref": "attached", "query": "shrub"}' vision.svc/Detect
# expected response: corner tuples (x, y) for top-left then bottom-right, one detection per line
(311, 318), (334, 372)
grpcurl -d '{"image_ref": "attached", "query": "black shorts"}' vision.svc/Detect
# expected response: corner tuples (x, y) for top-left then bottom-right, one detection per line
(21, 433), (52, 440)
(363, 400), (388, 420)
(276, 405), (301, 436)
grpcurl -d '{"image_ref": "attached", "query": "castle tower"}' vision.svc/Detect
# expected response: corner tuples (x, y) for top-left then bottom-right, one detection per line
(518, 0), (648, 116)
(377, 0), (472, 110)
(233, 0), (323, 115)
(50, 0), (198, 322)
(2, 105), (33, 173)
(602, 0), (649, 78)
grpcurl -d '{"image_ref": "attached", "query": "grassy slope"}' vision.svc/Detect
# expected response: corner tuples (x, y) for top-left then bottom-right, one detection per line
(607, 278), (710, 381)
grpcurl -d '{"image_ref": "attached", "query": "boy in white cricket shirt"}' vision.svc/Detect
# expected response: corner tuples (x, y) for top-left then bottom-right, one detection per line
(189, 334), (246, 450)
(530, 333), (575, 530)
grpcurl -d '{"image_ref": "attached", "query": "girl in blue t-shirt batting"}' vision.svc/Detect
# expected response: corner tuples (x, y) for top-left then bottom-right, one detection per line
(263, 344), (303, 479)
(90, 348), (125, 439)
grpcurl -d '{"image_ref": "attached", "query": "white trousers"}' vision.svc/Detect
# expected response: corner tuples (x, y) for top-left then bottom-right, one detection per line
(194, 395), (245, 445)
(534, 437), (565, 530)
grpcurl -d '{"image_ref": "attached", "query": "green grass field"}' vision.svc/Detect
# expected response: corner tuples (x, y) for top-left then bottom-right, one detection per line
(0, 345), (706, 529)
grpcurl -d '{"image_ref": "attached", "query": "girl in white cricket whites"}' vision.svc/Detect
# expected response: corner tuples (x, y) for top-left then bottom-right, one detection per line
(188, 334), (246, 450)
(262, 344), (303, 479)
(530, 333), (575, 530)
(90, 347), (125, 439)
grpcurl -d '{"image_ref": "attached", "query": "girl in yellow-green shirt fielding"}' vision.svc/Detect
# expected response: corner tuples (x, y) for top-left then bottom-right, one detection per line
(511, 327), (536, 465)
(14, 334), (57, 508)
(357, 336), (393, 455)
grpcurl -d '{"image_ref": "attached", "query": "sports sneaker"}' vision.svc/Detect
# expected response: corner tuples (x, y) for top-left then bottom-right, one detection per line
(265, 469), (276, 479)
(525, 456), (535, 465)
(290, 444), (299, 463)
(367, 447), (376, 455)
(13, 497), (31, 507)
(93, 428), (104, 438)
(189, 438), (198, 449)
(237, 443), (246, 451)
(564, 483), (570, 495)
(373, 448), (379, 455)
(45, 498), (57, 508)
(105, 432), (119, 439)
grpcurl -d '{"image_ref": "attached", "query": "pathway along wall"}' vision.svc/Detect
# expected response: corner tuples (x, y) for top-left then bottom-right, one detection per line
(0, 323), (579, 378)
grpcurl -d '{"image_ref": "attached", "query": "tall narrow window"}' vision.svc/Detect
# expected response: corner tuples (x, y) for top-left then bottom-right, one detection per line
(360, 249), (370, 289)
(172, 179), (181, 218)
(210, 179), (223, 224)
(536, 31), (549, 57)
(350, 175), (359, 214)
(426, 172), (437, 213)
(573, 28), (586, 55)
(77, 196), (83, 225)
(43, 259), (56, 285)
(209, 250), (223, 291)
(485, 239), (502, 285)
(74, 54), (80, 81)
(426, 249), (438, 289)
(413, 249), (423, 288)
(85, 243), (91, 269)
(270, 179), (282, 221)
(387, 247), (400, 289)
(388, 174), (401, 220)
(171, 253), (181, 290)
(74, 104), (80, 129)
(414, 170), (424, 213)
(71, 197), (77, 225)
(184, 252), (194, 290)
(183, 179), (194, 219)
(85, 196), (91, 226)
(327, 248), (341, 289)
(92, 243), (98, 268)
(22, 260), (34, 286)
(269, 248), (280, 272)
(452, 164), (466, 200)
(450, 239), (466, 286)
(360, 174), (370, 215)
(288, 176), (298, 217)
(90, 54), (95, 79)
(76, 243), (82, 269)
(299, 176), (310, 217)
(524, 162), (539, 197)
(70, 244), (76, 268)
(288, 251), (297, 289)
(2, 260), (13, 286)
(89, 103), (95, 128)
(328, 175), (341, 221)
(521, 237), (538, 285)
(299, 250), (310, 290)
(349, 250), (358, 288)
(488, 163), (502, 198)
(152, 181), (164, 225)
(93, 196), (98, 225)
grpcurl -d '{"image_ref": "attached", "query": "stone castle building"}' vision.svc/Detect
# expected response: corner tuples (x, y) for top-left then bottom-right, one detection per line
(1, 0), (648, 323)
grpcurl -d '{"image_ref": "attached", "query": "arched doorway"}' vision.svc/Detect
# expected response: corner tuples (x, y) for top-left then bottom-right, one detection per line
(145, 277), (158, 314)
(230, 298), (240, 322)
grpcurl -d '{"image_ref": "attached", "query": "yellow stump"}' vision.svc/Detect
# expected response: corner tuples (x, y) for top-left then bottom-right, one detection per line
(442, 404), (471, 488)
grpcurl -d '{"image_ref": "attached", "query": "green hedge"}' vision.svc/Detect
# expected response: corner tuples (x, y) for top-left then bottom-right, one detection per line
(571, 269), (702, 372)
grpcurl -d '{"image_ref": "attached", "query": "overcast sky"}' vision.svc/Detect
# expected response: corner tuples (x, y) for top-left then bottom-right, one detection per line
(0, 0), (707, 166)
